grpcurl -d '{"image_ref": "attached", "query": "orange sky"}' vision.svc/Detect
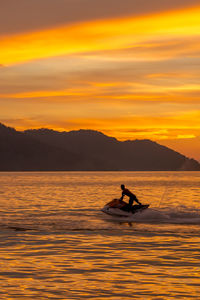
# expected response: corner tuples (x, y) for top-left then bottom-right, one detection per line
(0, 0), (200, 160)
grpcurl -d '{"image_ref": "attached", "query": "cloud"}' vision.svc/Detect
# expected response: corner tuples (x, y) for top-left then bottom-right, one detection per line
(0, 0), (199, 36)
(0, 52), (200, 105)
(85, 37), (200, 61)
(0, 5), (200, 65)
(1, 85), (200, 105)
(3, 112), (200, 138)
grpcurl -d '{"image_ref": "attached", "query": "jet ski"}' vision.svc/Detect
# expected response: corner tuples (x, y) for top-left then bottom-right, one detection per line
(101, 198), (149, 217)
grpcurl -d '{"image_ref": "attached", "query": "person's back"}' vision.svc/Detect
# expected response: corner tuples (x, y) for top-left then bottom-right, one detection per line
(122, 188), (135, 199)
(120, 184), (141, 211)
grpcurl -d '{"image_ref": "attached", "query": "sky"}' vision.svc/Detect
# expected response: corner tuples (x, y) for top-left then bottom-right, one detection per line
(0, 0), (200, 160)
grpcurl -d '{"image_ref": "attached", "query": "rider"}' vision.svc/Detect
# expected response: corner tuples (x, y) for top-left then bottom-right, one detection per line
(120, 184), (142, 211)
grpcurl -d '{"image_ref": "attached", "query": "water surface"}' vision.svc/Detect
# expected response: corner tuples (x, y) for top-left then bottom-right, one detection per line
(0, 172), (199, 299)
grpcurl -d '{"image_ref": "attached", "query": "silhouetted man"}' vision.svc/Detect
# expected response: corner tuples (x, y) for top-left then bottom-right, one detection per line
(120, 184), (141, 211)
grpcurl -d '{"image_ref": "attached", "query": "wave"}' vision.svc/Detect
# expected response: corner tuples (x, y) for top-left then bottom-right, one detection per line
(109, 206), (200, 224)
(1, 206), (200, 233)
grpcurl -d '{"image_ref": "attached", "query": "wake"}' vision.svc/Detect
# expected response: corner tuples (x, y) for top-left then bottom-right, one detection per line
(109, 206), (200, 225)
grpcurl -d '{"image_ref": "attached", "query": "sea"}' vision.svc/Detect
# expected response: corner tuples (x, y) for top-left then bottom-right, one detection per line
(0, 171), (199, 299)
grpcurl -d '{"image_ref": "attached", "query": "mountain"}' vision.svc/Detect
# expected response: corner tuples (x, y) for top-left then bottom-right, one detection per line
(0, 123), (83, 171)
(0, 123), (199, 171)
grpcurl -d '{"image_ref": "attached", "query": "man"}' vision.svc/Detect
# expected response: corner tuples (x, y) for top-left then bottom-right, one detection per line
(120, 184), (142, 211)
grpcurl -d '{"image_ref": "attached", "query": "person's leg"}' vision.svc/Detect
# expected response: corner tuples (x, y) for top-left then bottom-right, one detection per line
(128, 198), (133, 211)
(120, 204), (130, 211)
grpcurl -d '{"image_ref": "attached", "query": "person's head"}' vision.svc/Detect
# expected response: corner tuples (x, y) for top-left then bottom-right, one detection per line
(121, 184), (125, 190)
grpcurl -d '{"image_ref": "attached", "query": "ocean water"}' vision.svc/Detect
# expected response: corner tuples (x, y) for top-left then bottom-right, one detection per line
(0, 171), (200, 299)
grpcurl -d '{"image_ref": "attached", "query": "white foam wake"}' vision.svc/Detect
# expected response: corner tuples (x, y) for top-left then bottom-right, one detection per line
(110, 206), (200, 224)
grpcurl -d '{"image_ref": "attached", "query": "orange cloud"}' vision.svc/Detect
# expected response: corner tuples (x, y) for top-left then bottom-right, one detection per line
(0, 5), (200, 65)
(1, 83), (199, 104)
(6, 110), (199, 135)
(85, 37), (200, 62)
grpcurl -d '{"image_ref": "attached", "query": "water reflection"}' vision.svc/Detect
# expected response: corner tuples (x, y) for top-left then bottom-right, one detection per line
(0, 172), (199, 299)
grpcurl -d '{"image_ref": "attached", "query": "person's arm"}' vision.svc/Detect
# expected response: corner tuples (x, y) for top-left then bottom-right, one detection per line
(134, 195), (142, 205)
(120, 192), (124, 201)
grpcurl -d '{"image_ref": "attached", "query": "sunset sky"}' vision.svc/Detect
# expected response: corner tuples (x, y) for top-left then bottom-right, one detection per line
(0, 0), (200, 160)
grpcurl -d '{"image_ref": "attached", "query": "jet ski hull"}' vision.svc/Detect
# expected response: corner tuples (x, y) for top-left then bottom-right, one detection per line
(101, 201), (149, 217)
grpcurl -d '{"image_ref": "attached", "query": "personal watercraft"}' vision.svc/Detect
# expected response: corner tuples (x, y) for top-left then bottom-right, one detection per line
(101, 199), (149, 217)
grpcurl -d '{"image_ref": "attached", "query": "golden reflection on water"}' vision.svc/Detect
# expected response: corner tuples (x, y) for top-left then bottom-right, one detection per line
(0, 231), (199, 299)
(0, 172), (199, 299)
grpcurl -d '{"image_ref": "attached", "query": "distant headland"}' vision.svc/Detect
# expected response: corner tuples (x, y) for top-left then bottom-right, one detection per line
(0, 123), (199, 171)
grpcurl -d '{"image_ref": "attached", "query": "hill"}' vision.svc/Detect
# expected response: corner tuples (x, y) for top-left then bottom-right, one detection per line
(0, 123), (199, 171)
(0, 123), (83, 171)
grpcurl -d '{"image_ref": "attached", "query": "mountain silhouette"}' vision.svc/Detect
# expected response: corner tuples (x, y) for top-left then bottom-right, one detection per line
(0, 123), (199, 171)
(0, 123), (83, 171)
